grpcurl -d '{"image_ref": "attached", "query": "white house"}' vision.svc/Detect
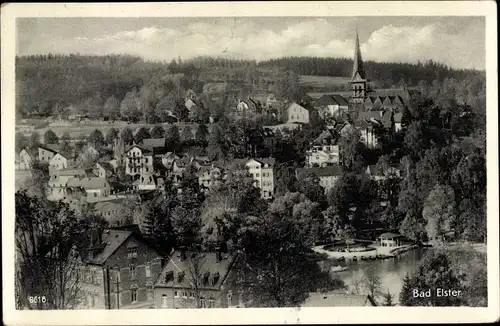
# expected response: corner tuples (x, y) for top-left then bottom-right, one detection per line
(18, 148), (35, 170)
(287, 103), (309, 124)
(38, 145), (58, 163)
(67, 177), (111, 198)
(306, 130), (340, 167)
(245, 158), (276, 199)
(314, 95), (349, 119)
(125, 146), (154, 177)
(296, 166), (343, 194)
(49, 152), (70, 170)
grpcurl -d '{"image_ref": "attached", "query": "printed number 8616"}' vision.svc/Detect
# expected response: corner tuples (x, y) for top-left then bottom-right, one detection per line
(28, 296), (47, 304)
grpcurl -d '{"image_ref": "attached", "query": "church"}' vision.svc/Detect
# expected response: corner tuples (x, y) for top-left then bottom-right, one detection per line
(313, 31), (417, 122)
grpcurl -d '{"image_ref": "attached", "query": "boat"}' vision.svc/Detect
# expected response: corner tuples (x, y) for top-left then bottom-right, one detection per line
(336, 257), (345, 262)
(330, 265), (348, 273)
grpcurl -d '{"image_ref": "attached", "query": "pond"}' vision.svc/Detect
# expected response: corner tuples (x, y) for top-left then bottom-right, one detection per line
(321, 247), (431, 304)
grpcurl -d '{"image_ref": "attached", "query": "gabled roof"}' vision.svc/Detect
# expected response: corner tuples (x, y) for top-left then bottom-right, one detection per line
(93, 199), (124, 212)
(49, 168), (89, 177)
(185, 98), (197, 110)
(331, 94), (349, 106)
(20, 147), (37, 158)
(381, 111), (394, 128)
(313, 129), (338, 145)
(142, 138), (166, 149)
(154, 251), (237, 290)
(97, 161), (115, 173)
(288, 102), (308, 112)
(39, 144), (59, 153)
(296, 166), (343, 180)
(302, 293), (376, 307)
(87, 229), (133, 265)
(248, 157), (276, 167)
(67, 177), (108, 190)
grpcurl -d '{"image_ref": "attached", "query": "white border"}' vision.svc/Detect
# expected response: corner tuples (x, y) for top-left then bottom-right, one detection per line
(2, 2), (498, 325)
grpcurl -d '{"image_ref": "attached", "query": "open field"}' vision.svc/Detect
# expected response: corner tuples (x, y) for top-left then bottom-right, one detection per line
(299, 75), (351, 88)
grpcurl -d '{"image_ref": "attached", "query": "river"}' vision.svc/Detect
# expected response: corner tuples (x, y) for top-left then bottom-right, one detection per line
(321, 247), (431, 304)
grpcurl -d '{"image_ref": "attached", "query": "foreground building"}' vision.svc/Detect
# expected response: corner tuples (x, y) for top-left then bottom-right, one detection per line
(153, 250), (242, 309)
(78, 226), (165, 309)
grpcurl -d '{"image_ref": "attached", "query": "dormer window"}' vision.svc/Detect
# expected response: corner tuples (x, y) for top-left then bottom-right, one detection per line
(164, 271), (174, 283)
(177, 272), (185, 283)
(127, 247), (138, 258)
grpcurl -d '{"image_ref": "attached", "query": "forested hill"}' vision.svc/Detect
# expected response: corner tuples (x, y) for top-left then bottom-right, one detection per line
(16, 54), (485, 119)
(257, 57), (485, 87)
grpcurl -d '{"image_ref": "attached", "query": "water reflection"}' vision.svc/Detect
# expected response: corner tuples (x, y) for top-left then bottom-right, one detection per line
(322, 247), (430, 304)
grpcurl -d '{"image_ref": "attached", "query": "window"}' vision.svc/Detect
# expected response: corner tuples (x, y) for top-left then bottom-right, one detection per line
(147, 286), (154, 300)
(145, 264), (151, 278)
(161, 294), (168, 307)
(130, 266), (136, 280)
(128, 247), (138, 258)
(208, 298), (215, 308)
(174, 291), (179, 298)
(164, 271), (174, 283)
(145, 167), (149, 172)
(145, 158), (148, 164)
(227, 290), (233, 307)
(131, 289), (138, 303)
(255, 173), (260, 178)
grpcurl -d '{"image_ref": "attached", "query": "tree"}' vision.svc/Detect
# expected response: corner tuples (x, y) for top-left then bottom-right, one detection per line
(134, 127), (151, 145)
(24, 160), (50, 198)
(103, 95), (120, 121)
(236, 213), (345, 307)
(88, 129), (105, 149)
(362, 265), (383, 302)
(277, 70), (306, 102)
(170, 189), (203, 246)
(105, 128), (119, 145)
(274, 164), (298, 196)
(174, 99), (189, 122)
(422, 184), (456, 243)
(120, 127), (134, 145)
(178, 253), (207, 308)
(44, 130), (59, 144)
(29, 131), (41, 149)
(399, 203), (427, 243)
(180, 126), (193, 144)
(76, 144), (100, 169)
(16, 132), (30, 152)
(120, 91), (142, 122)
(339, 129), (363, 169)
(403, 121), (428, 159)
(338, 224), (356, 252)
(150, 125), (165, 139)
(195, 123), (209, 146)
(165, 125), (180, 151)
(399, 252), (465, 306)
(15, 191), (86, 309)
(382, 290), (395, 306)
(297, 171), (326, 207)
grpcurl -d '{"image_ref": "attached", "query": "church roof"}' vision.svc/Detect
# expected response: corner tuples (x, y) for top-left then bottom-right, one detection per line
(351, 31), (366, 80)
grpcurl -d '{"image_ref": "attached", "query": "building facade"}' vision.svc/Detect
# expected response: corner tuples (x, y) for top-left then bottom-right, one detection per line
(287, 102), (309, 124)
(78, 227), (165, 310)
(18, 148), (34, 170)
(125, 146), (154, 178)
(153, 250), (243, 309)
(245, 158), (276, 199)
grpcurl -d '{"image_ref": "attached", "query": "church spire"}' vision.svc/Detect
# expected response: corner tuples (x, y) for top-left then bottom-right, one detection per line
(352, 30), (366, 80)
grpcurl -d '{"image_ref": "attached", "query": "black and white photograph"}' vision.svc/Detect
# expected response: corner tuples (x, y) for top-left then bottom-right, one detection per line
(2, 2), (499, 325)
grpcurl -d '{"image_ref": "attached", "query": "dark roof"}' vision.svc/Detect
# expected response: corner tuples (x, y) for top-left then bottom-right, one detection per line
(296, 166), (343, 180)
(97, 161), (115, 173)
(314, 95), (338, 107)
(125, 145), (152, 154)
(88, 229), (133, 265)
(302, 293), (377, 307)
(313, 129), (338, 145)
(175, 157), (192, 168)
(331, 94), (349, 106)
(20, 147), (37, 158)
(143, 138), (166, 149)
(255, 157), (276, 167)
(39, 144), (59, 153)
(155, 251), (237, 290)
(377, 232), (403, 239)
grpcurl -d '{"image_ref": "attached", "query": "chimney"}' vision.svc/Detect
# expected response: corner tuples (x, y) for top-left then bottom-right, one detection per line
(179, 246), (187, 261)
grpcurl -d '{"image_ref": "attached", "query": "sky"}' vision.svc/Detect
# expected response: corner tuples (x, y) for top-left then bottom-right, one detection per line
(16, 16), (485, 70)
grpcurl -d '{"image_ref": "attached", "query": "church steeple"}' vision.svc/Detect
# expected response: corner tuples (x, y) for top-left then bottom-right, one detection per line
(350, 30), (368, 105)
(352, 30), (366, 80)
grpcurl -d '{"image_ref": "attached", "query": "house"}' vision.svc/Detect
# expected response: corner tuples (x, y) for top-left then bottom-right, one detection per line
(377, 232), (404, 247)
(133, 174), (157, 192)
(18, 148), (36, 170)
(266, 94), (280, 109)
(38, 144), (59, 163)
(306, 129), (340, 167)
(197, 166), (224, 192)
(365, 165), (401, 182)
(356, 119), (380, 148)
(245, 158), (276, 199)
(124, 146), (154, 177)
(48, 150), (75, 170)
(153, 250), (243, 309)
(66, 177), (111, 199)
(95, 162), (115, 179)
(161, 152), (180, 170)
(78, 226), (165, 309)
(142, 138), (167, 156)
(301, 292), (377, 307)
(296, 165), (343, 194)
(286, 102), (309, 124)
(47, 168), (95, 201)
(172, 157), (193, 180)
(314, 94), (349, 119)
(93, 199), (126, 226)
